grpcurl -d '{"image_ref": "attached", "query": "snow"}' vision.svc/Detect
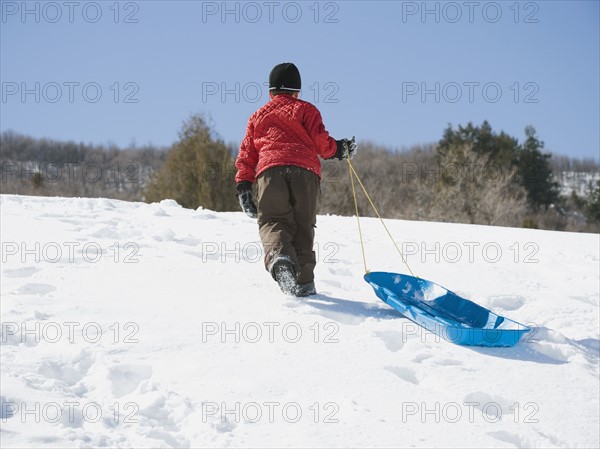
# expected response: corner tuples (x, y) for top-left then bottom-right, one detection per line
(558, 171), (600, 196)
(1, 194), (598, 448)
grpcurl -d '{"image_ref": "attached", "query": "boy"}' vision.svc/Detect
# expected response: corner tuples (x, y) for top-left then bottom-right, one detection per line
(235, 62), (356, 297)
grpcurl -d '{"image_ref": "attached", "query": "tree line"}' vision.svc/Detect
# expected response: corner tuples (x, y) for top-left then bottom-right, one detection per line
(1, 116), (598, 232)
(0, 130), (167, 201)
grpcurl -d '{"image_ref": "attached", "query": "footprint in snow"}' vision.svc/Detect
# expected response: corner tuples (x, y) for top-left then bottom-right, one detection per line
(152, 228), (176, 242)
(375, 330), (405, 352)
(431, 358), (463, 367)
(88, 225), (123, 240)
(571, 295), (599, 306)
(322, 279), (342, 289)
(175, 236), (203, 246)
(37, 349), (94, 387)
(184, 250), (204, 259)
(384, 365), (420, 384)
(2, 267), (41, 278)
(33, 309), (51, 320)
(487, 295), (526, 311)
(328, 267), (353, 277)
(463, 391), (516, 419)
(196, 213), (219, 220)
(0, 395), (16, 420)
(522, 326), (588, 363)
(132, 384), (198, 447)
(16, 283), (55, 296)
(412, 353), (433, 363)
(59, 218), (84, 225)
(214, 418), (237, 433)
(488, 431), (532, 448)
(108, 364), (153, 397)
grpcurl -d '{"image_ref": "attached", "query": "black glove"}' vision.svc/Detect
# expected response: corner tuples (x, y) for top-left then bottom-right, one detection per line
(236, 181), (258, 219)
(333, 136), (357, 160)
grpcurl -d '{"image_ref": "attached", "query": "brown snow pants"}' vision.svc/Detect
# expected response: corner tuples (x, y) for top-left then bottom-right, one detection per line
(257, 165), (319, 285)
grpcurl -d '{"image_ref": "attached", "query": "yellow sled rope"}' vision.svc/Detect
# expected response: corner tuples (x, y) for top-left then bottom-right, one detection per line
(346, 156), (416, 278)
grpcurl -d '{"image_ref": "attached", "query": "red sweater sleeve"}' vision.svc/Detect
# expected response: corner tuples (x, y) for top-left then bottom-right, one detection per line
(303, 104), (337, 160)
(235, 119), (259, 183)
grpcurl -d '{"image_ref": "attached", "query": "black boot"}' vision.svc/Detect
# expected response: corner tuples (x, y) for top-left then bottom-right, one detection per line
(270, 256), (298, 295)
(295, 281), (316, 297)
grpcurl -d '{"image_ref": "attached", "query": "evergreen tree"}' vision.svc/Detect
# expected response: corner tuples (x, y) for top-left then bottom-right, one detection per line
(516, 126), (560, 210)
(438, 122), (560, 211)
(145, 114), (238, 211)
(586, 180), (600, 223)
(438, 120), (519, 167)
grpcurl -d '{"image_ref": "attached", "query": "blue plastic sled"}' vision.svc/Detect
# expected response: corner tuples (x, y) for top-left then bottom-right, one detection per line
(365, 272), (530, 347)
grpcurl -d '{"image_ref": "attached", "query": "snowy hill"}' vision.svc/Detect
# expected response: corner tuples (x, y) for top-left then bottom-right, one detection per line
(1, 195), (598, 448)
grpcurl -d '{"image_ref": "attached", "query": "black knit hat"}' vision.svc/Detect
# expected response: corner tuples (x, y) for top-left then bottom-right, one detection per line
(269, 63), (301, 92)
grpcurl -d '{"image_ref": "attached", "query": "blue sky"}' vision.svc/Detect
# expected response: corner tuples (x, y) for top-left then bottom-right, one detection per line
(1, 0), (599, 159)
